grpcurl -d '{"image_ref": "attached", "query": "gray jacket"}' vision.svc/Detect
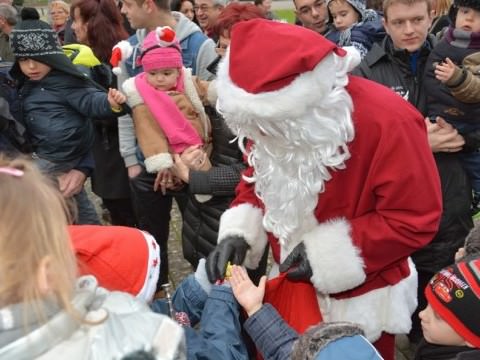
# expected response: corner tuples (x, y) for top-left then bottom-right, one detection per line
(0, 276), (186, 360)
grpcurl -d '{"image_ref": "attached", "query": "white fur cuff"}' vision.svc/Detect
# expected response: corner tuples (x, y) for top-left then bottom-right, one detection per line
(122, 77), (144, 108)
(303, 218), (365, 294)
(218, 204), (268, 269)
(144, 153), (173, 173)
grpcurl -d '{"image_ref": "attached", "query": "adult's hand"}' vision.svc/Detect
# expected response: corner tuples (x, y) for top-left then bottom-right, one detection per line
(206, 235), (250, 283)
(425, 117), (465, 153)
(57, 169), (87, 198)
(279, 242), (313, 282)
(171, 154), (190, 183)
(180, 145), (208, 170)
(154, 169), (175, 194)
(127, 164), (142, 179)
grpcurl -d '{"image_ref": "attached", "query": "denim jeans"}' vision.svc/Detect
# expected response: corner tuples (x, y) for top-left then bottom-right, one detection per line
(33, 155), (100, 225)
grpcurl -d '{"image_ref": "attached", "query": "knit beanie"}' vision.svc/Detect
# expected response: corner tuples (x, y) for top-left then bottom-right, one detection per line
(425, 257), (480, 347)
(140, 26), (183, 72)
(9, 7), (87, 80)
(449, 0), (480, 23)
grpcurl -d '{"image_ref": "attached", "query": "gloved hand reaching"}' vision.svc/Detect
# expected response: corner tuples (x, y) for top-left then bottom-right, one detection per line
(279, 242), (313, 282)
(206, 235), (250, 283)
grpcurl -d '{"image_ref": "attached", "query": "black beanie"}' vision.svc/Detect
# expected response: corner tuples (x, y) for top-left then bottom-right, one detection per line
(9, 7), (88, 80)
(449, 0), (480, 23)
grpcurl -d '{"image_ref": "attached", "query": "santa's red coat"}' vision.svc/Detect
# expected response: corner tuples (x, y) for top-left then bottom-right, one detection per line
(217, 76), (442, 341)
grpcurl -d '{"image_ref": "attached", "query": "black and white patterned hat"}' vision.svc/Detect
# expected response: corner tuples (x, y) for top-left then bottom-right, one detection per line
(9, 8), (87, 80)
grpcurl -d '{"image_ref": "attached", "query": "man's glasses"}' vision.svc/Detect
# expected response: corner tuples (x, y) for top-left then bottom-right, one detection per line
(193, 4), (215, 12)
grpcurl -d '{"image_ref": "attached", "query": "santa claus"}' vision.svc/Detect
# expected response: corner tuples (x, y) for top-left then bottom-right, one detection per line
(206, 19), (443, 360)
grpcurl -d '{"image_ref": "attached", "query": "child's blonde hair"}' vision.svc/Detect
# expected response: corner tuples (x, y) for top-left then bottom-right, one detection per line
(0, 156), (76, 317)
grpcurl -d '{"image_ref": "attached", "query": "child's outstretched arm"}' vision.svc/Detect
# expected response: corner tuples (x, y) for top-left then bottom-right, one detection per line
(230, 265), (266, 317)
(231, 266), (298, 360)
(108, 88), (127, 111)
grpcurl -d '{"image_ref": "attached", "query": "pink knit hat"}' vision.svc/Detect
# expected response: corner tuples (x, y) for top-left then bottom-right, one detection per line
(141, 26), (182, 72)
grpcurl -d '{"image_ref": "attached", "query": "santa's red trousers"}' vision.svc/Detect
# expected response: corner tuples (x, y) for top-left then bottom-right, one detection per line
(373, 333), (395, 360)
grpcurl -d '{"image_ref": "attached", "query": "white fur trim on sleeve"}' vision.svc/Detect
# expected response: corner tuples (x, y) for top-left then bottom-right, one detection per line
(303, 218), (365, 294)
(122, 77), (144, 108)
(218, 204), (268, 269)
(144, 153), (173, 173)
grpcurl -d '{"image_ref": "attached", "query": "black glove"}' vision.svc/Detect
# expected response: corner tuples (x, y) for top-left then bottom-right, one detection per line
(206, 235), (250, 283)
(279, 242), (313, 282)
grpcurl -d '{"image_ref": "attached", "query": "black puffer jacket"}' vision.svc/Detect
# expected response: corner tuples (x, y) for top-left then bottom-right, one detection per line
(353, 36), (473, 272)
(181, 108), (246, 267)
(19, 70), (115, 163)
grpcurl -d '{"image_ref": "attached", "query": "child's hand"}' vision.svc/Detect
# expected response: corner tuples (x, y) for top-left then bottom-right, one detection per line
(434, 58), (456, 83)
(230, 265), (266, 317)
(108, 88), (126, 109)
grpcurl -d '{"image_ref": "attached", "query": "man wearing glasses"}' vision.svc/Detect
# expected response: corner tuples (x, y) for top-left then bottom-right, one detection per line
(294, 0), (330, 35)
(194, 0), (227, 39)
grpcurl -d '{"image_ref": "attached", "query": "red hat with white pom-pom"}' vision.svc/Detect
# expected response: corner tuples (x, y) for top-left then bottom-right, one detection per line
(110, 40), (133, 76)
(140, 26), (182, 72)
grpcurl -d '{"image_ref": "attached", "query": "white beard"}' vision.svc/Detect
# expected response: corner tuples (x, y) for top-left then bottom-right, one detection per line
(231, 86), (355, 248)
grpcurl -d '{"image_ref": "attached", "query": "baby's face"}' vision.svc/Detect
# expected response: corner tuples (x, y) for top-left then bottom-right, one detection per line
(455, 7), (480, 33)
(328, 0), (359, 31)
(419, 304), (467, 346)
(146, 68), (180, 91)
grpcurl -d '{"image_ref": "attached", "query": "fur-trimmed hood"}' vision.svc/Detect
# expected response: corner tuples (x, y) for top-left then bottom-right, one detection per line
(291, 322), (383, 360)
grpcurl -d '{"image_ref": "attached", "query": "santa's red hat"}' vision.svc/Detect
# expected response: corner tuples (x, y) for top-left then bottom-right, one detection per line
(110, 40), (133, 76)
(215, 19), (360, 120)
(69, 225), (160, 302)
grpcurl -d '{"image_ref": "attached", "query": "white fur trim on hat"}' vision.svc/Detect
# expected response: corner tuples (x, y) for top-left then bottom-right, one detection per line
(136, 231), (160, 302)
(218, 204), (268, 269)
(215, 47), (359, 121)
(111, 40), (133, 76)
(319, 258), (418, 341)
(303, 218), (366, 294)
(144, 153), (173, 173)
(122, 77), (145, 108)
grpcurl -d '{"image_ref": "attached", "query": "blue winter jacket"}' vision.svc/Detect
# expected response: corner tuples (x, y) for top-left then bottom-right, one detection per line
(151, 275), (248, 360)
(20, 70), (115, 163)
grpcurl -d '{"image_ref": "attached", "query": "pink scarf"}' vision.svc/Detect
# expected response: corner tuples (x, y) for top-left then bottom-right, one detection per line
(135, 72), (202, 154)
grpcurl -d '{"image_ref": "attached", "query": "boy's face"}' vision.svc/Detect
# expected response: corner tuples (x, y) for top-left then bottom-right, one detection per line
(121, 0), (149, 30)
(18, 58), (52, 81)
(328, 0), (359, 31)
(455, 7), (480, 33)
(383, 1), (432, 53)
(146, 68), (180, 90)
(419, 304), (468, 346)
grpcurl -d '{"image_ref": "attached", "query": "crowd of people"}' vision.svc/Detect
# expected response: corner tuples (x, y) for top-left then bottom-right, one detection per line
(0, 0), (480, 359)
